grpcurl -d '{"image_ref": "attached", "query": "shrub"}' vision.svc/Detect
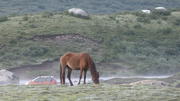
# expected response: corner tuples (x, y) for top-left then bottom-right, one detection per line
(133, 11), (147, 17)
(123, 30), (136, 35)
(163, 27), (172, 34)
(172, 18), (180, 26)
(158, 27), (172, 34)
(161, 16), (168, 20)
(148, 40), (159, 48)
(68, 12), (90, 19)
(149, 14), (158, 20)
(165, 48), (178, 56)
(176, 42), (180, 51)
(9, 39), (17, 45)
(0, 16), (8, 22)
(136, 17), (151, 23)
(109, 15), (116, 20)
(23, 46), (49, 57)
(133, 24), (142, 29)
(152, 10), (171, 16)
(157, 20), (162, 24)
(149, 10), (171, 20)
(29, 24), (38, 28)
(22, 15), (29, 21)
(42, 12), (53, 18)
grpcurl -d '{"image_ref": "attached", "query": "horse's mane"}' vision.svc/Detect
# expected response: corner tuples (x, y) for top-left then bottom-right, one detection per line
(88, 56), (97, 76)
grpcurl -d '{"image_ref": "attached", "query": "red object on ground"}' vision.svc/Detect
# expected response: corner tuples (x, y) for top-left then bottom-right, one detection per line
(28, 76), (57, 85)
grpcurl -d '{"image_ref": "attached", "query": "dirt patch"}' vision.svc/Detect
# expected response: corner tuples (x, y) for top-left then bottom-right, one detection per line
(32, 33), (102, 44)
(32, 33), (103, 55)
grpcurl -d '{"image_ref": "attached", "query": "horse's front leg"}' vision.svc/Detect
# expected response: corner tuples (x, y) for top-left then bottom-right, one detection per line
(84, 69), (87, 84)
(78, 69), (83, 85)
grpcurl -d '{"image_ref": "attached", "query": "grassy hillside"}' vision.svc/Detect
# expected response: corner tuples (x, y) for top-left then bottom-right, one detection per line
(0, 9), (180, 75)
(0, 0), (180, 16)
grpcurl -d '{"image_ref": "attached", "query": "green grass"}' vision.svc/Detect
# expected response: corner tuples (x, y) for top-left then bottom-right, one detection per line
(0, 10), (180, 75)
(1, 72), (180, 101)
(0, 84), (179, 101)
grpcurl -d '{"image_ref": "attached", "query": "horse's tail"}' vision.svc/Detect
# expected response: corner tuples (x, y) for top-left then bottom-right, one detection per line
(59, 57), (62, 84)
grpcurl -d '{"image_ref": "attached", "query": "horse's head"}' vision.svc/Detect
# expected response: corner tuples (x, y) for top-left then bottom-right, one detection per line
(92, 72), (99, 84)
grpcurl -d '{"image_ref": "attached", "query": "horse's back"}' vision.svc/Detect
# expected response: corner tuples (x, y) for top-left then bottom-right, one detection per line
(60, 52), (91, 69)
(61, 52), (90, 59)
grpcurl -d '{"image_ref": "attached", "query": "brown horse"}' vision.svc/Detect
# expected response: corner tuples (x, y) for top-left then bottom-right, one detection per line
(60, 52), (99, 86)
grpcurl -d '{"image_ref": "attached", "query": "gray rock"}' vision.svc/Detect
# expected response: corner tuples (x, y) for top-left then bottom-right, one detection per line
(68, 8), (89, 18)
(0, 69), (19, 85)
(155, 7), (167, 11)
(141, 10), (151, 14)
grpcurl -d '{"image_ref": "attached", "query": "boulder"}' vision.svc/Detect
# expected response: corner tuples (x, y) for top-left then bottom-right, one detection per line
(153, 7), (170, 16)
(155, 7), (167, 11)
(68, 8), (89, 19)
(141, 10), (151, 14)
(0, 69), (19, 84)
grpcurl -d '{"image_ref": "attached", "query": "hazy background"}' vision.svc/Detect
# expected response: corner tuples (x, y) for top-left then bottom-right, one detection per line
(0, 0), (180, 16)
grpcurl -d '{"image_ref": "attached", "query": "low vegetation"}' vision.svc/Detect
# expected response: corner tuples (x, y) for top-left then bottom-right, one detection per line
(0, 16), (8, 22)
(1, 70), (180, 101)
(0, 83), (179, 101)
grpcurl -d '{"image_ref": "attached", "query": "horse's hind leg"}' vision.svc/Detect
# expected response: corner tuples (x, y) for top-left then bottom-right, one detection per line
(60, 64), (64, 84)
(61, 65), (66, 84)
(84, 69), (87, 84)
(67, 67), (73, 86)
(78, 69), (83, 85)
